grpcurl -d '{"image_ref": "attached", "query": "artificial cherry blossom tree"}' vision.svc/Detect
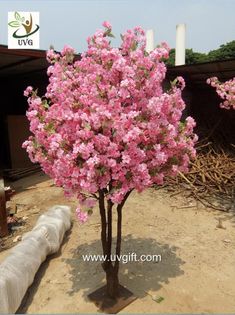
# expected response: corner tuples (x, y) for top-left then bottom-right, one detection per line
(23, 22), (197, 299)
(207, 77), (235, 110)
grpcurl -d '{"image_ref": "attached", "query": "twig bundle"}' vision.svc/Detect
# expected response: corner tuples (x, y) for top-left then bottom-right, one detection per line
(165, 142), (235, 211)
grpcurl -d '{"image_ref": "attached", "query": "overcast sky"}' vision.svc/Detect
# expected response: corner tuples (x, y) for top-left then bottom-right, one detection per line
(0, 0), (235, 53)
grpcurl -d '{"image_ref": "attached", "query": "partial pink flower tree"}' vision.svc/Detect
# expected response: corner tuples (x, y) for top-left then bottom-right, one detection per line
(23, 22), (197, 299)
(207, 77), (235, 110)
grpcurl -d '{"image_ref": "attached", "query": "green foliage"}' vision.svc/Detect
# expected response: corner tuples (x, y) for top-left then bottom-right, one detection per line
(166, 48), (176, 66)
(166, 48), (208, 66)
(185, 49), (208, 64)
(166, 41), (235, 66)
(207, 41), (235, 61)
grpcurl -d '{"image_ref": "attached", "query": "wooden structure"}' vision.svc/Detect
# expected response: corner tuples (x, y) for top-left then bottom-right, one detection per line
(167, 59), (235, 145)
(0, 176), (8, 237)
(0, 45), (81, 171)
(0, 45), (48, 170)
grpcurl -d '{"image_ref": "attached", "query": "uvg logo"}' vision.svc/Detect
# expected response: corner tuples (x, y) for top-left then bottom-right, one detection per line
(8, 12), (40, 49)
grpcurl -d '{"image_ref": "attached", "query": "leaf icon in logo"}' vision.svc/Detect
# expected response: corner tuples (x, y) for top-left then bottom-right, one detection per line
(8, 21), (21, 27)
(14, 11), (21, 21)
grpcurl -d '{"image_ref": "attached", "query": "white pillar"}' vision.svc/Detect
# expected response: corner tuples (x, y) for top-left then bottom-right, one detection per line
(175, 24), (186, 66)
(146, 29), (154, 53)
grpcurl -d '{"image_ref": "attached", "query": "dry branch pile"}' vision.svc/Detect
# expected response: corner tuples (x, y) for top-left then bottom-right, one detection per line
(165, 142), (235, 211)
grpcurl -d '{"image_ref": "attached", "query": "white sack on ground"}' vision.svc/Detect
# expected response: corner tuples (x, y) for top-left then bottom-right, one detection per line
(0, 205), (71, 314)
(32, 205), (71, 253)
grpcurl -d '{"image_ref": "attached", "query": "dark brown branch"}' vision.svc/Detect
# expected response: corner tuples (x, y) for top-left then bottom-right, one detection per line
(107, 182), (114, 258)
(98, 189), (107, 258)
(107, 199), (114, 261)
(106, 182), (114, 270)
(91, 193), (99, 200)
(80, 192), (99, 200)
(114, 189), (133, 272)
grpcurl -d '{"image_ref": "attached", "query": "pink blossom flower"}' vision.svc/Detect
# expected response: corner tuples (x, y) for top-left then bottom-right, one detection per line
(102, 21), (111, 29)
(76, 207), (88, 223)
(61, 45), (75, 56)
(207, 76), (235, 110)
(24, 86), (33, 97)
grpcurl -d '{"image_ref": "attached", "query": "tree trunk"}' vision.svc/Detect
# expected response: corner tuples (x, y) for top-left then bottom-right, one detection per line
(106, 268), (119, 298)
(98, 188), (133, 299)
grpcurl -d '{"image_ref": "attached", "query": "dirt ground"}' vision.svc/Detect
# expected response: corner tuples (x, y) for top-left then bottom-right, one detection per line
(1, 172), (235, 313)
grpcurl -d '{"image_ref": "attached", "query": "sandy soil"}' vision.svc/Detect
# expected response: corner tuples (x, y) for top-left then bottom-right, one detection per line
(1, 172), (235, 313)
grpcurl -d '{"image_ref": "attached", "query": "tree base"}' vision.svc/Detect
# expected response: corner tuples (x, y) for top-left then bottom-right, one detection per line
(88, 284), (137, 314)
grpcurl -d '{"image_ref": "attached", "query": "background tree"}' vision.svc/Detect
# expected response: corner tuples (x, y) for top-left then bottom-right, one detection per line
(23, 22), (197, 299)
(207, 41), (235, 61)
(166, 41), (235, 66)
(166, 48), (208, 66)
